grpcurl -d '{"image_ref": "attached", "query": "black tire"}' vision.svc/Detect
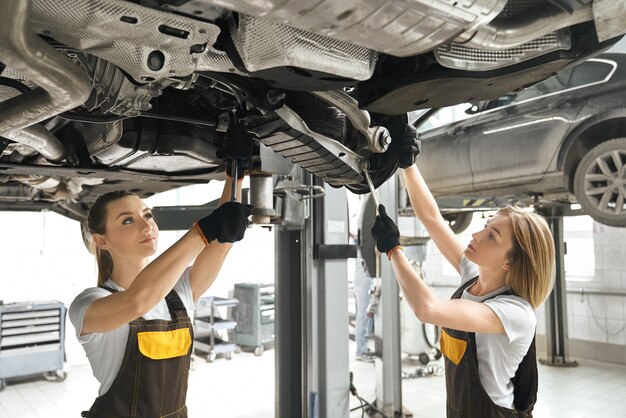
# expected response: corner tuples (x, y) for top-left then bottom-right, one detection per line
(573, 138), (626, 227)
(358, 194), (377, 278)
(422, 323), (441, 350)
(443, 212), (473, 234)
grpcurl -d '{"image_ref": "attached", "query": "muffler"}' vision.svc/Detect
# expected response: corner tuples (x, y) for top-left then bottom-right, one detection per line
(2, 125), (67, 162)
(457, 3), (594, 50)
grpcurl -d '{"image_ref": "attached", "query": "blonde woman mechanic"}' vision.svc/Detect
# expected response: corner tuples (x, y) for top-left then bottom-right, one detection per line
(371, 161), (555, 417)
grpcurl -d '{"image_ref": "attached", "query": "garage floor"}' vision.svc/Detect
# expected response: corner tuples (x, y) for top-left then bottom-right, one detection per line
(1, 343), (625, 418)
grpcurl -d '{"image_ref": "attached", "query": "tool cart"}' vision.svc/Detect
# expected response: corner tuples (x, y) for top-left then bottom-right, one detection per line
(232, 283), (275, 356)
(193, 296), (239, 362)
(0, 300), (67, 390)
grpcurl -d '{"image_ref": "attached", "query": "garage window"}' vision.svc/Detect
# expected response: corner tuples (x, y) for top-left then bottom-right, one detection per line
(562, 60), (615, 88)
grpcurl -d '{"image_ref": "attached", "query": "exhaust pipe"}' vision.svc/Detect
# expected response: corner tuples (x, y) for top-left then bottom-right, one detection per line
(0, 0), (92, 135)
(2, 125), (67, 162)
(457, 3), (594, 50)
(250, 174), (274, 225)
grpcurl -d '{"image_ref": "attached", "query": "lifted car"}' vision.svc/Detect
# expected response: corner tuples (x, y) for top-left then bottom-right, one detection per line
(0, 0), (624, 221)
(415, 53), (626, 228)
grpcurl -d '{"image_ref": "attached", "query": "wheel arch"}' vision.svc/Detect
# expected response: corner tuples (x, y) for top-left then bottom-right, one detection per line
(559, 113), (626, 192)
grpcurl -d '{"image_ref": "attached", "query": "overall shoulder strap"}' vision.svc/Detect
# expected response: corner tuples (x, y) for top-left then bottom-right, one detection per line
(98, 285), (118, 293)
(165, 290), (188, 317)
(451, 276), (479, 299)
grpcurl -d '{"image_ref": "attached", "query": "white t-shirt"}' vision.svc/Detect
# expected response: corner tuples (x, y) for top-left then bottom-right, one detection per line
(458, 255), (536, 409)
(69, 268), (197, 396)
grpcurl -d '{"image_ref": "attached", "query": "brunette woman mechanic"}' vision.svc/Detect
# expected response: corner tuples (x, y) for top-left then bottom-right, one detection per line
(69, 160), (252, 417)
(371, 126), (555, 417)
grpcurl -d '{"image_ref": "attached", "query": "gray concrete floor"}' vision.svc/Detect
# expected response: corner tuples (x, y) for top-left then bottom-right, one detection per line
(1, 343), (625, 417)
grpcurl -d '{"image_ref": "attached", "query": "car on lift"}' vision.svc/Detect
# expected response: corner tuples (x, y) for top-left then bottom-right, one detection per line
(413, 52), (626, 230)
(0, 0), (625, 223)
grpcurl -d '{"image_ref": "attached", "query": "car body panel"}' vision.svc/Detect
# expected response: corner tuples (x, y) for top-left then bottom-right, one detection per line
(416, 118), (477, 195)
(416, 54), (625, 203)
(469, 89), (587, 189)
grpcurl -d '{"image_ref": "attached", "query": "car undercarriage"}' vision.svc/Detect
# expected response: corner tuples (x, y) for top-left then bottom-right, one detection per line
(0, 0), (624, 221)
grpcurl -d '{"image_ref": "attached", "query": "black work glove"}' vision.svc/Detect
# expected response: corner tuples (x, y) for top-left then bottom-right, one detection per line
(195, 201), (254, 244)
(217, 123), (254, 179)
(371, 205), (401, 254)
(395, 124), (421, 169)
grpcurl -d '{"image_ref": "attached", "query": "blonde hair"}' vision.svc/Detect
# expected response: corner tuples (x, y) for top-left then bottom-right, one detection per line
(497, 206), (555, 309)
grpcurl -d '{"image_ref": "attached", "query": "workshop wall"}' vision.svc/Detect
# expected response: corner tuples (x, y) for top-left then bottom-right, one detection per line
(561, 221), (626, 363)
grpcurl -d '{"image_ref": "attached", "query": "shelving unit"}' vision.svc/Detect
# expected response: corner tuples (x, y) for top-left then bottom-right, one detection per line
(0, 301), (67, 390)
(232, 283), (275, 356)
(193, 296), (238, 362)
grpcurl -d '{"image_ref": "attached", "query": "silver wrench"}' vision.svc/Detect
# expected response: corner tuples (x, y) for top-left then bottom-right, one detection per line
(230, 160), (238, 202)
(362, 162), (380, 215)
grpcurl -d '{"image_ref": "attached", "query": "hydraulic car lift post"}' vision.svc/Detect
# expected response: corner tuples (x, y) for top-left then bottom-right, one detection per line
(275, 169), (353, 418)
(254, 169), (406, 418)
(372, 174), (406, 417)
(536, 205), (577, 367)
(274, 185), (306, 418)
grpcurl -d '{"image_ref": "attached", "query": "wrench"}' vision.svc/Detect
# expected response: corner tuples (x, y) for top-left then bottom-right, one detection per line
(229, 159), (238, 202)
(361, 162), (380, 215)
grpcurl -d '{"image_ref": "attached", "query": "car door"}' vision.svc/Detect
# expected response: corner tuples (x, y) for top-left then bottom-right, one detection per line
(467, 66), (590, 192)
(415, 103), (481, 196)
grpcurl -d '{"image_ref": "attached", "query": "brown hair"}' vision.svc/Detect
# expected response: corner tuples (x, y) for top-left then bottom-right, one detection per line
(497, 206), (555, 309)
(86, 190), (137, 286)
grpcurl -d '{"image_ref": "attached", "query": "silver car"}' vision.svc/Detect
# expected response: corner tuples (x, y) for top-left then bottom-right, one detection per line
(415, 53), (626, 228)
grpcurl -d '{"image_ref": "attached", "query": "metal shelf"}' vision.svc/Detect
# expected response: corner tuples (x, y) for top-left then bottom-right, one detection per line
(195, 317), (237, 332)
(193, 296), (239, 362)
(194, 336), (236, 354)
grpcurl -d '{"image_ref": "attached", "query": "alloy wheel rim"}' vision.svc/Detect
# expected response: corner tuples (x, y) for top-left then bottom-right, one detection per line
(584, 150), (626, 215)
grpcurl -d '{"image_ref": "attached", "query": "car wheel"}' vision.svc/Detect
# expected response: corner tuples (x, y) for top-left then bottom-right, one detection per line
(574, 138), (626, 227)
(443, 212), (473, 234)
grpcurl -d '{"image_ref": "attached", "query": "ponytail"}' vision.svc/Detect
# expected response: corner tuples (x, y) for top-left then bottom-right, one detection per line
(93, 245), (114, 287)
(86, 190), (137, 286)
